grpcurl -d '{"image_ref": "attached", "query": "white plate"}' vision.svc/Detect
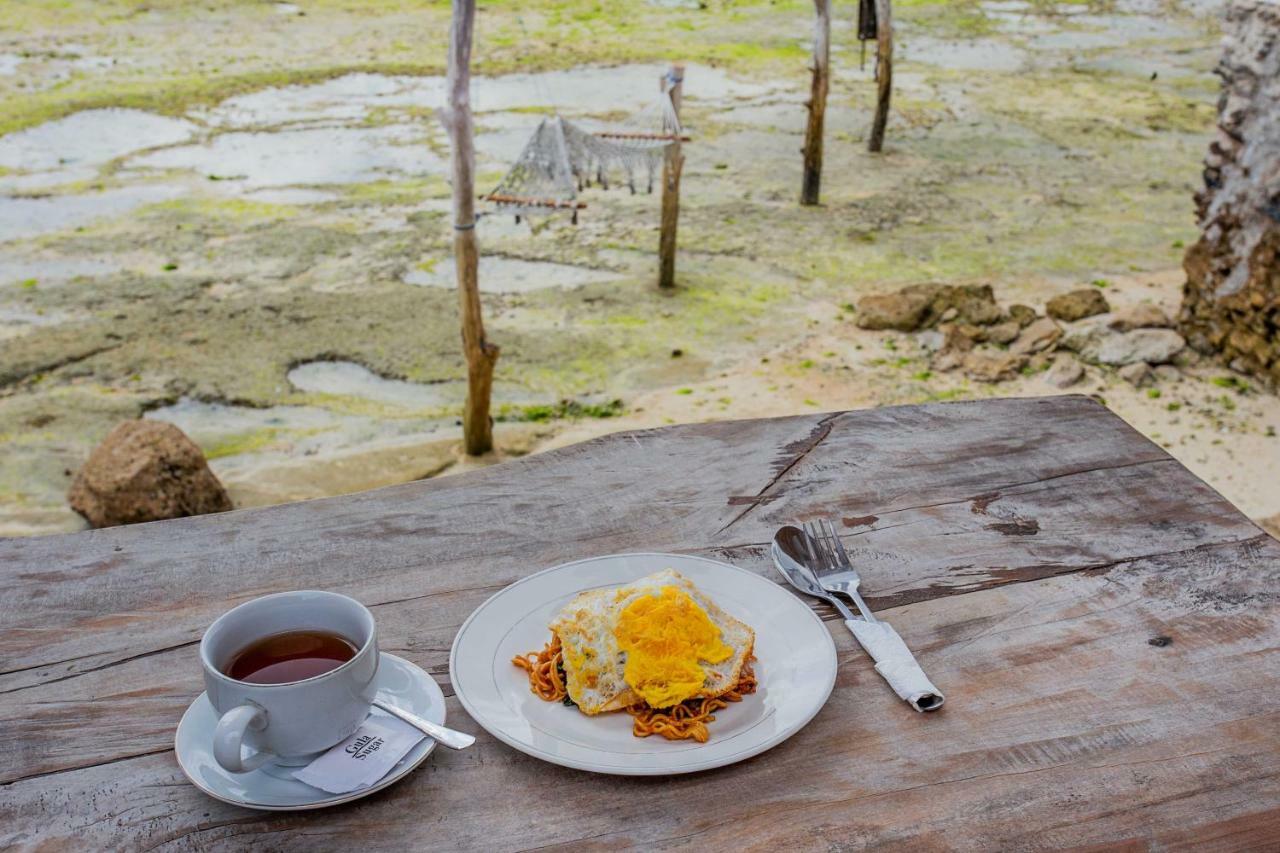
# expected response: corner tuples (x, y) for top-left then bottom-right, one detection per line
(175, 653), (444, 810)
(449, 553), (837, 775)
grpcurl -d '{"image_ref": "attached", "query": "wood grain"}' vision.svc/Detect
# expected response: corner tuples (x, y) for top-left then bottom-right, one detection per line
(1, 396), (1276, 850)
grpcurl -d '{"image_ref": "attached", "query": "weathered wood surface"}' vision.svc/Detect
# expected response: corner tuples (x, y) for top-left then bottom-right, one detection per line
(1, 396), (1277, 850)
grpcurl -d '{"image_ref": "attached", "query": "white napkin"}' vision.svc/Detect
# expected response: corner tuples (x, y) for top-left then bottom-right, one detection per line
(844, 619), (944, 712)
(293, 715), (425, 794)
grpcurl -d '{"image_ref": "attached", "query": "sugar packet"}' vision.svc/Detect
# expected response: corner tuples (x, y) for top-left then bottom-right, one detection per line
(293, 714), (425, 794)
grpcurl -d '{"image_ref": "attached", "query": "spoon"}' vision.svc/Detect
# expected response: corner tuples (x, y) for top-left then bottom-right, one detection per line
(373, 698), (476, 749)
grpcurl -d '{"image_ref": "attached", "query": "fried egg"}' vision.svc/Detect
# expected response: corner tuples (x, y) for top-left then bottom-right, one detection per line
(549, 569), (755, 715)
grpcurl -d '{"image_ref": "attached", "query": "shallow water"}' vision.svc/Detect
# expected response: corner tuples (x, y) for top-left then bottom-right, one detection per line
(131, 125), (440, 187)
(404, 256), (624, 292)
(0, 306), (72, 340)
(1029, 16), (1195, 51)
(200, 64), (778, 130)
(0, 185), (182, 242)
(242, 188), (342, 205)
(0, 255), (123, 285)
(0, 109), (197, 173)
(288, 360), (463, 409)
(900, 37), (1027, 72)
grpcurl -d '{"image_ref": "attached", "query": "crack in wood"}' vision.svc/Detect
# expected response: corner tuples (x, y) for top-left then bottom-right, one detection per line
(0, 745), (172, 788)
(715, 412), (842, 534)
(0, 638), (199, 696)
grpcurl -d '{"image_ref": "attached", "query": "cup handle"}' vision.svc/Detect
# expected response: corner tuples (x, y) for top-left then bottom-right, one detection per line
(213, 704), (273, 773)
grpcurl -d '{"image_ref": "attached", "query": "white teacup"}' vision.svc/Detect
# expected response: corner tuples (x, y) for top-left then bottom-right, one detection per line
(200, 590), (379, 774)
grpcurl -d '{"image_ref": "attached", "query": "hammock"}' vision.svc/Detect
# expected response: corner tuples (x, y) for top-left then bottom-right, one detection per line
(484, 87), (685, 224)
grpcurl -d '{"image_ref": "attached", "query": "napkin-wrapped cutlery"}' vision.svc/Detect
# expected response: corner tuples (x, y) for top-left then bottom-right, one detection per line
(773, 521), (944, 712)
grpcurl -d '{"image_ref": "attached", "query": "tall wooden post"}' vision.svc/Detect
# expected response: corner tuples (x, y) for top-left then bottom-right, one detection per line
(657, 63), (685, 289)
(868, 0), (893, 153)
(801, 0), (831, 205)
(443, 0), (497, 455)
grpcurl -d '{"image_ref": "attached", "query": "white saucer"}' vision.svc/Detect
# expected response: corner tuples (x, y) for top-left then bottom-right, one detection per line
(176, 652), (445, 810)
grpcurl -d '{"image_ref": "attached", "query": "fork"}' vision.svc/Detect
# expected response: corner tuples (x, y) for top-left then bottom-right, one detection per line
(802, 518), (877, 624)
(801, 517), (945, 712)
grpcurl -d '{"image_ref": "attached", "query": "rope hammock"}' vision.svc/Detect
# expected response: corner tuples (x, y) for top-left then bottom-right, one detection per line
(484, 83), (686, 224)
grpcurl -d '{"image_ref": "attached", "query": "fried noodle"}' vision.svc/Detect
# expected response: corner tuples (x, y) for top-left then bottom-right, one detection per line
(513, 632), (757, 743)
(512, 633), (568, 702)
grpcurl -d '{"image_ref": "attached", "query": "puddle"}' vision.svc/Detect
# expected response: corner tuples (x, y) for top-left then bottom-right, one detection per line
(0, 306), (71, 340)
(288, 360), (463, 409)
(404, 256), (625, 292)
(0, 185), (182, 242)
(0, 54), (21, 76)
(146, 396), (453, 463)
(0, 167), (99, 193)
(148, 397), (359, 440)
(131, 125), (440, 187)
(900, 37), (1027, 72)
(203, 73), (417, 127)
(0, 109), (198, 173)
(0, 255), (124, 285)
(1028, 16), (1195, 51)
(242, 188), (341, 205)
(200, 65), (777, 130)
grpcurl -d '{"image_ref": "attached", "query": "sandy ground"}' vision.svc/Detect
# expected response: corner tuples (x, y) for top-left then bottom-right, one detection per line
(1, 0), (1276, 538)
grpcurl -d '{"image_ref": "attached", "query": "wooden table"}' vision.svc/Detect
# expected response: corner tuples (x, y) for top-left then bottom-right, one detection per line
(2, 396), (1277, 850)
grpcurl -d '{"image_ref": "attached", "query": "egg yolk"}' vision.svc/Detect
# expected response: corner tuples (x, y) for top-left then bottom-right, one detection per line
(614, 586), (732, 709)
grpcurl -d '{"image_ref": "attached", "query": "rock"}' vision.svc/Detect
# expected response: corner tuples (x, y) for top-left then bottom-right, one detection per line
(962, 349), (1027, 382)
(939, 322), (979, 353)
(68, 420), (232, 528)
(1047, 288), (1111, 322)
(855, 290), (934, 331)
(1109, 303), (1171, 331)
(982, 320), (1022, 345)
(1008, 304), (1037, 328)
(1260, 513), (1280, 542)
(939, 284), (1003, 325)
(1010, 317), (1063, 356)
(1118, 362), (1153, 386)
(1044, 356), (1084, 388)
(1178, 0), (1280, 390)
(915, 330), (945, 353)
(1093, 329), (1187, 366)
(1154, 365), (1182, 383)
(1028, 352), (1054, 373)
(931, 348), (966, 372)
(1060, 320), (1111, 354)
(857, 283), (1003, 330)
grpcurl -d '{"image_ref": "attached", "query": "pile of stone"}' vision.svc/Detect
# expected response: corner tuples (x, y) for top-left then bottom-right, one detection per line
(855, 283), (1187, 387)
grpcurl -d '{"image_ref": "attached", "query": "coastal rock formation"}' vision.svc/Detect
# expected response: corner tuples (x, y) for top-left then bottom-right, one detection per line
(1179, 0), (1280, 388)
(68, 420), (232, 528)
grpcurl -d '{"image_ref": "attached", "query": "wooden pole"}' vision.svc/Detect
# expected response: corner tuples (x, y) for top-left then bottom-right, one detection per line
(657, 63), (684, 290)
(443, 0), (497, 456)
(801, 0), (831, 206)
(868, 0), (893, 153)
